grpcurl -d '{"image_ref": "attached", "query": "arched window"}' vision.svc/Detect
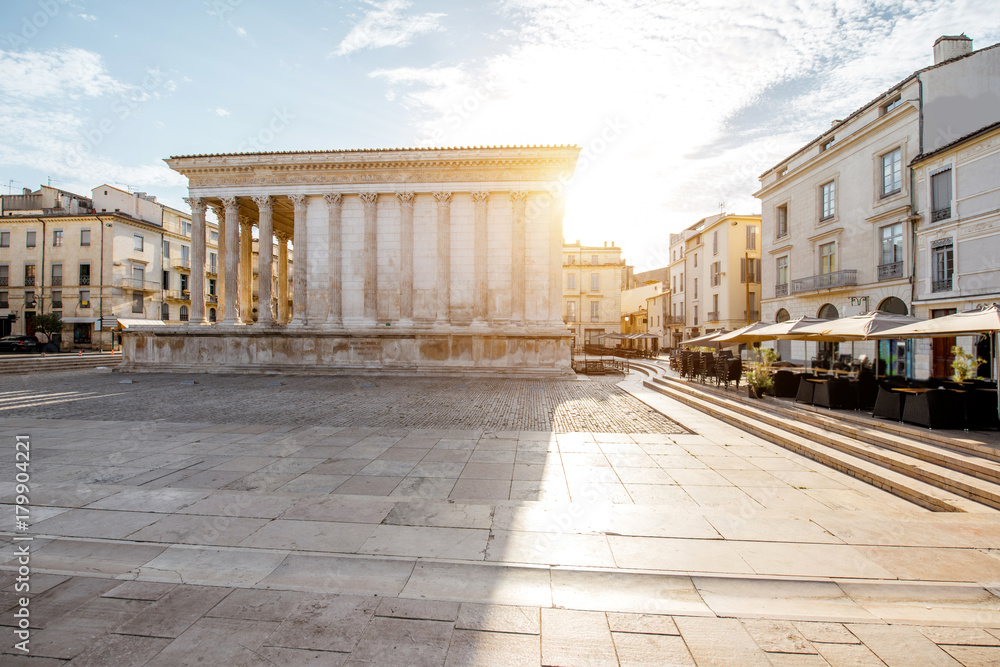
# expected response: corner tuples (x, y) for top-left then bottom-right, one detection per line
(775, 308), (790, 323)
(179, 305), (189, 322)
(160, 303), (169, 320)
(208, 308), (216, 323)
(817, 303), (838, 320)
(877, 296), (908, 315)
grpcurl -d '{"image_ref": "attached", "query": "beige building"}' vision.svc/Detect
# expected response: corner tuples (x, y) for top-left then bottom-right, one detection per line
(666, 213), (762, 348)
(122, 146), (580, 375)
(562, 240), (624, 347)
(755, 34), (1000, 371)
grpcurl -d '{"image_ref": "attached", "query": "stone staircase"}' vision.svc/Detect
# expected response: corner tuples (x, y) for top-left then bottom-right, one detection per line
(628, 360), (1000, 513)
(0, 352), (121, 375)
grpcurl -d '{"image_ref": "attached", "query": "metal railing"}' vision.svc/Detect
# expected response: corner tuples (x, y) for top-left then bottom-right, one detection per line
(79, 275), (91, 286)
(163, 290), (190, 301)
(174, 259), (191, 270)
(117, 278), (160, 291)
(932, 207), (951, 222)
(0, 277), (7, 287)
(775, 283), (788, 297)
(932, 278), (953, 293)
(707, 311), (719, 322)
(878, 261), (903, 281)
(790, 269), (857, 294)
(664, 315), (684, 325)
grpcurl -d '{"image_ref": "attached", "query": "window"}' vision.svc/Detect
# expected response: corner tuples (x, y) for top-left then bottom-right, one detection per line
(931, 168), (952, 221)
(932, 238), (953, 292)
(134, 234), (144, 251)
(209, 252), (218, 274)
(52, 229), (63, 247)
(679, 273), (684, 292)
(0, 231), (8, 247)
(740, 257), (761, 283)
(746, 225), (757, 250)
(162, 239), (170, 257)
(179, 305), (189, 321)
(184, 221), (192, 237)
(182, 245), (190, 261)
(565, 301), (576, 322)
(822, 138), (835, 151)
(820, 242), (836, 274)
(79, 290), (90, 308)
(51, 263), (62, 286)
(590, 273), (599, 291)
(776, 256), (789, 296)
(710, 261), (720, 287)
(693, 306), (698, 326)
(208, 278), (217, 297)
(672, 276), (676, 293)
(162, 270), (169, 290)
(693, 278), (698, 299)
(820, 181), (836, 220)
(132, 266), (144, 284)
(712, 294), (719, 314)
(881, 148), (902, 196)
(24, 264), (35, 287)
(51, 290), (62, 309)
(24, 290), (35, 308)
(567, 273), (576, 290)
(80, 228), (91, 246)
(26, 230), (36, 247)
(161, 303), (170, 320)
(712, 231), (718, 255)
(132, 291), (143, 314)
(882, 96), (902, 114)
(0, 291), (7, 309)
(880, 223), (903, 277)
(210, 230), (219, 243)
(590, 301), (600, 322)
(180, 273), (189, 292)
(776, 205), (788, 238)
(79, 263), (91, 286)
(209, 308), (216, 323)
(590, 255), (598, 265)
(693, 253), (698, 268)
(0, 265), (7, 286)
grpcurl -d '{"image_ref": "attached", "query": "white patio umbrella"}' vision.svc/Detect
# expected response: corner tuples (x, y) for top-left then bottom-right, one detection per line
(680, 330), (729, 349)
(793, 312), (924, 342)
(750, 317), (828, 340)
(712, 321), (772, 346)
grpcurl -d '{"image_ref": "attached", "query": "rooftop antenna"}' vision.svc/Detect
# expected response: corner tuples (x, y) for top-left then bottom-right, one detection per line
(718, 201), (726, 214)
(115, 182), (137, 193)
(47, 176), (62, 187)
(6, 179), (20, 194)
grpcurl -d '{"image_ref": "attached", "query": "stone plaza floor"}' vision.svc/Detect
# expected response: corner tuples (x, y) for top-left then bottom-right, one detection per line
(1, 368), (999, 665)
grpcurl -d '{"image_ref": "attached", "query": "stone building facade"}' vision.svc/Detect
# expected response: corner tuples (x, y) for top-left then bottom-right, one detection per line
(121, 146), (580, 375)
(562, 240), (624, 347)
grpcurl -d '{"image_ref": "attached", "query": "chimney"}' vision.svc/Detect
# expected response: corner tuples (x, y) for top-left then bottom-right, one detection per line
(934, 34), (973, 65)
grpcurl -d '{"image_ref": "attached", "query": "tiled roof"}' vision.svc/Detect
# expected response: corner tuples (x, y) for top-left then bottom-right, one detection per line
(169, 145), (579, 159)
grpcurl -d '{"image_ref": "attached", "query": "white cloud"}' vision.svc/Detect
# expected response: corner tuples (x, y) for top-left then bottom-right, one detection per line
(335, 0), (445, 56)
(215, 107), (231, 117)
(369, 0), (1000, 269)
(236, 26), (247, 38)
(0, 48), (128, 99)
(78, 14), (97, 22)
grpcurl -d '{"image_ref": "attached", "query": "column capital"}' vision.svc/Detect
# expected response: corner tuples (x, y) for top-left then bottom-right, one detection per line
(239, 215), (254, 230)
(275, 231), (290, 243)
(395, 191), (415, 208)
(221, 196), (239, 212)
(433, 192), (452, 205)
(208, 204), (224, 221)
(359, 192), (379, 208)
(509, 191), (529, 204)
(288, 193), (308, 208)
(252, 194), (273, 213)
(471, 191), (490, 206)
(184, 197), (206, 215)
(324, 193), (343, 208)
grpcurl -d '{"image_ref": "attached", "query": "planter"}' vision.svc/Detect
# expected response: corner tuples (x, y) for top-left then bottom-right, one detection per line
(747, 386), (766, 399)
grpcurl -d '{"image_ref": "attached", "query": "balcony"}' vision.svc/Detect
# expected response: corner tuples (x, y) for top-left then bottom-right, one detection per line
(932, 207), (951, 222)
(51, 276), (62, 286)
(878, 261), (903, 281)
(932, 278), (953, 293)
(117, 278), (160, 292)
(0, 276), (7, 287)
(207, 294), (218, 304)
(24, 276), (35, 287)
(775, 283), (788, 297)
(163, 290), (190, 302)
(707, 311), (720, 322)
(174, 259), (191, 271)
(744, 310), (760, 321)
(790, 269), (857, 294)
(80, 275), (91, 286)
(664, 315), (684, 325)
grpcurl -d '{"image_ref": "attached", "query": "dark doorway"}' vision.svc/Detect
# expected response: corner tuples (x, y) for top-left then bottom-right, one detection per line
(931, 308), (957, 379)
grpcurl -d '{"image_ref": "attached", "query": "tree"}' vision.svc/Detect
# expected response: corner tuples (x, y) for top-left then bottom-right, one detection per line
(32, 312), (64, 348)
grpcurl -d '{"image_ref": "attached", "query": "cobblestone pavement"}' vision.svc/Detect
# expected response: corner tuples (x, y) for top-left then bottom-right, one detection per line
(0, 368), (999, 665)
(0, 370), (686, 434)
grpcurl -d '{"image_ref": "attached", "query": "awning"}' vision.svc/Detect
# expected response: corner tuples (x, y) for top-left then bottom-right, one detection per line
(60, 317), (100, 324)
(794, 312), (923, 341)
(116, 318), (168, 328)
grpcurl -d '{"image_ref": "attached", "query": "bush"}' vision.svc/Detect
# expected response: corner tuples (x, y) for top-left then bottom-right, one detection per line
(951, 345), (986, 382)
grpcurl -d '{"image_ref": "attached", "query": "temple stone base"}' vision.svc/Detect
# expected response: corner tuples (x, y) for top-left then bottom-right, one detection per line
(120, 327), (573, 377)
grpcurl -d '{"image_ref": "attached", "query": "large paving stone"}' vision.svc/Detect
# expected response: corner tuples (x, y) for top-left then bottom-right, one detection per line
(270, 594), (378, 652)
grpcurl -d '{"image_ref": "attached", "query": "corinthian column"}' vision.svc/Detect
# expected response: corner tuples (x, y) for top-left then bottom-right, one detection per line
(288, 194), (308, 326)
(548, 193), (565, 326)
(471, 191), (490, 324)
(433, 192), (452, 324)
(359, 192), (379, 323)
(253, 195), (275, 325)
(324, 193), (343, 326)
(276, 231), (290, 324)
(509, 192), (528, 325)
(396, 192), (415, 323)
(209, 204), (226, 320)
(221, 197), (240, 324)
(239, 216), (253, 323)
(185, 197), (207, 324)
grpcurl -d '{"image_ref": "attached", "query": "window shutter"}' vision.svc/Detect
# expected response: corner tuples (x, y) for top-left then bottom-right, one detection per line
(740, 258), (746, 283)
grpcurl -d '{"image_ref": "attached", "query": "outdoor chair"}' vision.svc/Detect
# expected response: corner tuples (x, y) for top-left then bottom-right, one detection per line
(963, 390), (1000, 431)
(795, 377), (815, 405)
(901, 389), (964, 430)
(854, 372), (879, 411)
(812, 378), (857, 410)
(772, 371), (799, 398)
(872, 386), (906, 421)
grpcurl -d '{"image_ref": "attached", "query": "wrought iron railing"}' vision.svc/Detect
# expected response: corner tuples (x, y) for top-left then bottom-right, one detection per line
(932, 207), (951, 222)
(775, 283), (788, 297)
(707, 311), (719, 322)
(932, 278), (953, 292)
(878, 261), (903, 281)
(790, 269), (857, 294)
(117, 278), (160, 291)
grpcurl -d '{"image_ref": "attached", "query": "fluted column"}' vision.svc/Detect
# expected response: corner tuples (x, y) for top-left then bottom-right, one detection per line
(276, 231), (290, 324)
(360, 192), (379, 323)
(289, 194), (308, 326)
(324, 194), (343, 325)
(548, 193), (565, 325)
(396, 192), (415, 323)
(433, 192), (452, 324)
(253, 195), (275, 325)
(509, 192), (528, 325)
(185, 197), (207, 324)
(209, 204), (226, 321)
(239, 216), (253, 323)
(221, 197), (240, 324)
(471, 191), (490, 324)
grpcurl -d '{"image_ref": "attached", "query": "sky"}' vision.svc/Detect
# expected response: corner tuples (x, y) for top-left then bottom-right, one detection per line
(1, 0), (998, 270)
